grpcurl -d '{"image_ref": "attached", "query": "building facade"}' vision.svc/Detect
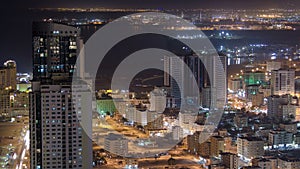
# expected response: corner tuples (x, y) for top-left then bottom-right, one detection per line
(271, 69), (295, 95)
(237, 137), (264, 160)
(30, 22), (92, 169)
(0, 60), (17, 90)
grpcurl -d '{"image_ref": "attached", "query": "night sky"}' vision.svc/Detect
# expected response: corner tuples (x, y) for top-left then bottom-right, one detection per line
(0, 0), (299, 72)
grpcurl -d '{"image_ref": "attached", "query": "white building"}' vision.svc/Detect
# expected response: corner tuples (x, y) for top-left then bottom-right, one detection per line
(104, 133), (128, 157)
(125, 105), (149, 126)
(149, 88), (166, 113)
(172, 126), (184, 140)
(136, 110), (148, 126)
(178, 112), (198, 129)
(125, 105), (136, 122)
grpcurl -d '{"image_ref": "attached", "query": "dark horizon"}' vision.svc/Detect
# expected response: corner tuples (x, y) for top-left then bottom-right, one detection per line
(3, 0), (300, 10)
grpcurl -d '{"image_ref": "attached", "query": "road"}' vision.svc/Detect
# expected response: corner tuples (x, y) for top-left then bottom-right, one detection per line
(14, 130), (29, 169)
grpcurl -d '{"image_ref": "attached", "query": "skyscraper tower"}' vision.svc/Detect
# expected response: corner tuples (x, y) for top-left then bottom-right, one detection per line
(164, 54), (208, 108)
(164, 53), (227, 109)
(32, 22), (80, 82)
(30, 22), (92, 169)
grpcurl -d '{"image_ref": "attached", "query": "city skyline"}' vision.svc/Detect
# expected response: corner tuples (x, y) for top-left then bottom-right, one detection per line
(1, 0), (300, 72)
(1, 2), (300, 169)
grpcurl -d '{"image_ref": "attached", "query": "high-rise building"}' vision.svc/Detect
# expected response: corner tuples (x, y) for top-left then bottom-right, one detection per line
(30, 22), (92, 169)
(163, 55), (171, 87)
(201, 87), (212, 108)
(0, 60), (17, 90)
(271, 69), (295, 95)
(282, 104), (300, 121)
(165, 55), (185, 107)
(32, 22), (81, 82)
(202, 54), (227, 109)
(125, 104), (159, 127)
(125, 105), (136, 123)
(251, 92), (264, 107)
(164, 54), (226, 109)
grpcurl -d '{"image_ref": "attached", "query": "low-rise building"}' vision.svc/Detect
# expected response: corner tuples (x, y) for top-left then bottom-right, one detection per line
(269, 130), (293, 147)
(278, 156), (300, 169)
(252, 157), (273, 169)
(237, 137), (265, 160)
(221, 152), (238, 169)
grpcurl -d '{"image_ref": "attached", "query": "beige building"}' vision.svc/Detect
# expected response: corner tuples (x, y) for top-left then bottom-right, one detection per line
(210, 136), (225, 157)
(278, 157), (300, 169)
(237, 137), (264, 160)
(267, 61), (282, 72)
(252, 157), (278, 169)
(229, 78), (242, 92)
(221, 152), (238, 169)
(0, 89), (11, 116)
(0, 60), (17, 91)
(252, 92), (264, 107)
(187, 131), (200, 154)
(199, 141), (211, 158)
(280, 122), (298, 134)
(234, 113), (248, 128)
